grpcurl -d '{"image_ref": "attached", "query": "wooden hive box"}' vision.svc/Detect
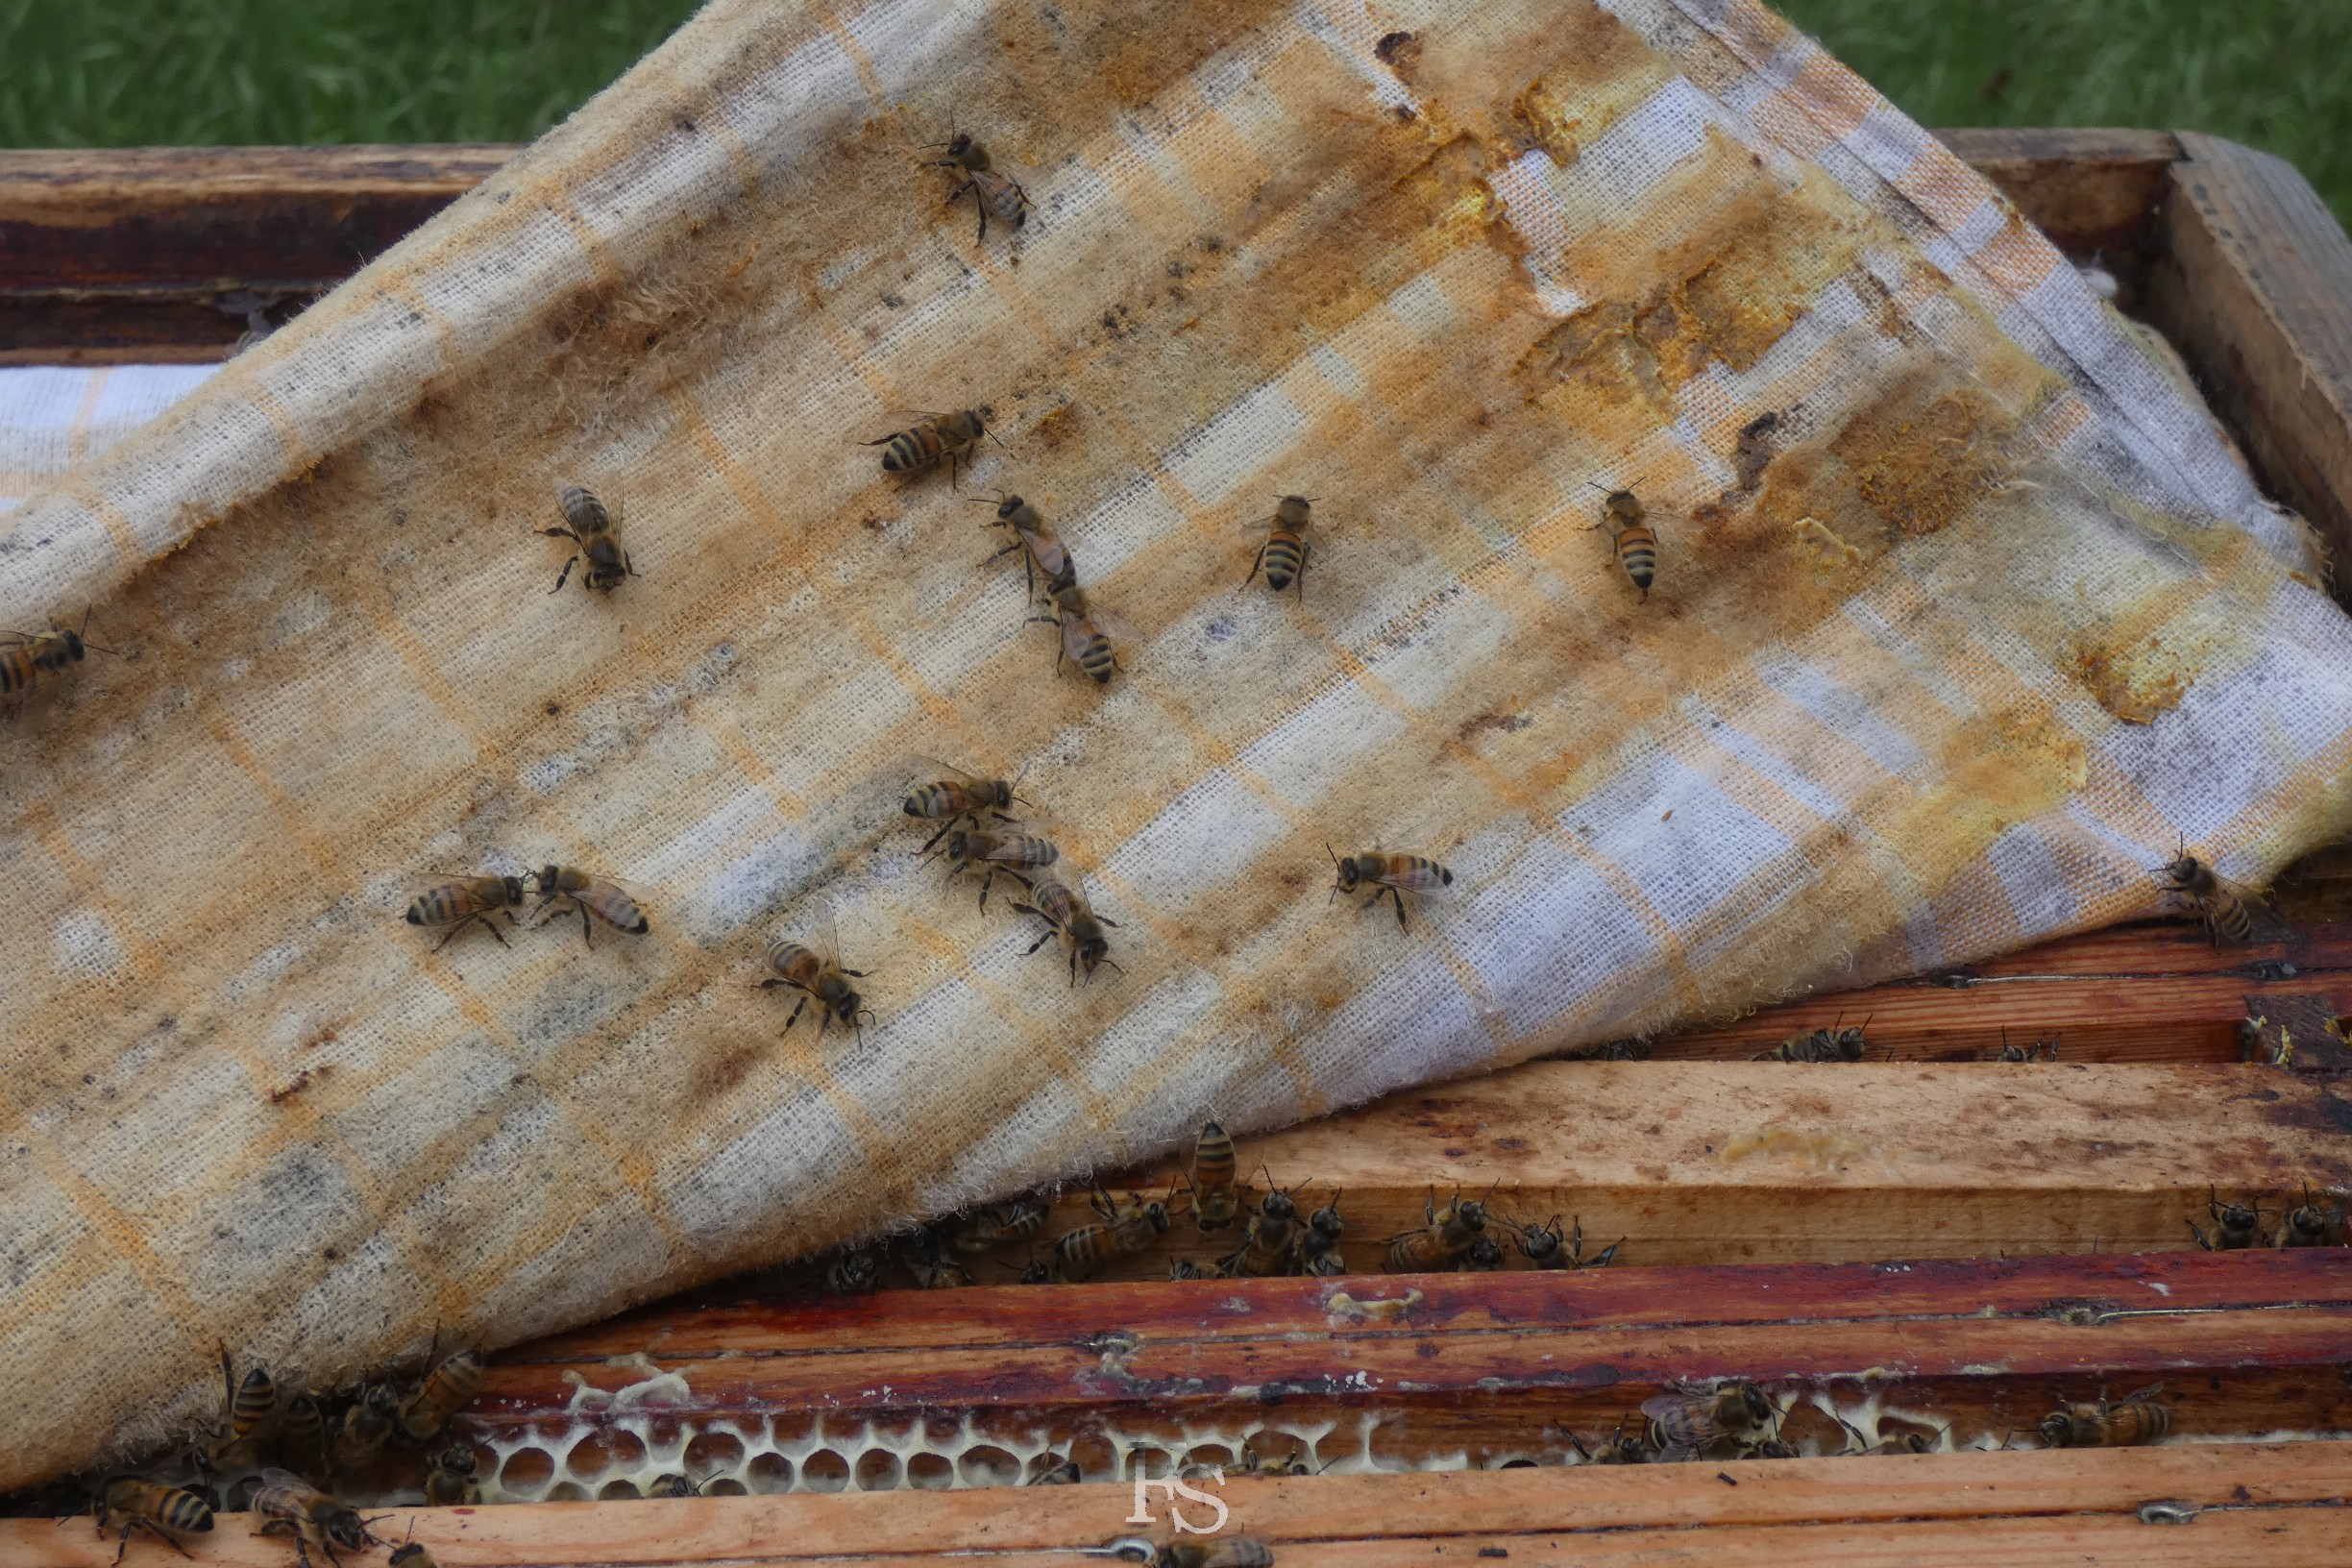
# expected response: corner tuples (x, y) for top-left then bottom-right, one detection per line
(6, 128), (2352, 1565)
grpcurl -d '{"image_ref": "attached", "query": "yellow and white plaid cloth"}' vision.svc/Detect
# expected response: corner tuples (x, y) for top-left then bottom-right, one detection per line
(4, 0), (2349, 1486)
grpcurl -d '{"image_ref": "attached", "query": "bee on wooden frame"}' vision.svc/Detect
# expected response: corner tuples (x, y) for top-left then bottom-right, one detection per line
(404, 874), (528, 952)
(91, 1477), (213, 1564)
(1587, 482), (1657, 600)
(542, 485), (637, 594)
(1053, 1185), (1171, 1279)
(2038, 1382), (2170, 1447)
(1245, 495), (1315, 600)
(761, 917), (877, 1042)
(527, 865), (649, 946)
(251, 1466), (385, 1566)
(1222, 1176), (1303, 1278)
(396, 1340), (484, 1443)
(1029, 580), (1117, 684)
(1640, 1382), (1776, 1462)
(1012, 875), (1123, 985)
(2277, 1182), (2342, 1248)
(921, 131), (1030, 243)
(1753, 1015), (1869, 1063)
(195, 1345), (279, 1469)
(1089, 1536), (1277, 1568)
(1327, 845), (1453, 931)
(1512, 1213), (1621, 1270)
(422, 1444), (479, 1507)
(2189, 1187), (2263, 1252)
(950, 1195), (1048, 1256)
(1382, 1185), (1487, 1273)
(2160, 845), (2254, 944)
(1184, 1119), (1245, 1237)
(2, 607), (119, 710)
(864, 406), (995, 486)
(1996, 1026), (2060, 1062)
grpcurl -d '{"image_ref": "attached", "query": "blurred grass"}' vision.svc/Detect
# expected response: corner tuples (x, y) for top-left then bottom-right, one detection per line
(0, 0), (2343, 224)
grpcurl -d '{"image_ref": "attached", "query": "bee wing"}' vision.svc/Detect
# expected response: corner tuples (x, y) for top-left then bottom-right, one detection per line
(911, 754), (992, 791)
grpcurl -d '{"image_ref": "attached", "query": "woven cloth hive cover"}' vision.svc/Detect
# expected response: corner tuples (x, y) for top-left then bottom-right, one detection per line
(6, 0), (2352, 1485)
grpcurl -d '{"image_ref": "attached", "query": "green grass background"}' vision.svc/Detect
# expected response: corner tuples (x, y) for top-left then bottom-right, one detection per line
(0, 0), (2344, 224)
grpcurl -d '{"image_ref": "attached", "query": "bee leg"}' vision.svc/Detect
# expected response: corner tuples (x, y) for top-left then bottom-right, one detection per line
(1389, 887), (1410, 930)
(977, 867), (995, 911)
(624, 551), (638, 578)
(785, 993), (809, 1033)
(1294, 540), (1310, 602)
(578, 902), (595, 947)
(1245, 542), (1267, 588)
(547, 553), (579, 594)
(1022, 927), (1056, 957)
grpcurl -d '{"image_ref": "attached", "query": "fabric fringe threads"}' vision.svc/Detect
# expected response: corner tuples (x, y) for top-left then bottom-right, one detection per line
(5, 0), (2351, 1492)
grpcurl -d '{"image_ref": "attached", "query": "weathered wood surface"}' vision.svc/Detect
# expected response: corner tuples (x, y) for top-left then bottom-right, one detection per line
(2145, 131), (2352, 579)
(17, 1443), (2352, 1566)
(0, 129), (2240, 362)
(450, 1251), (2352, 1473)
(0, 145), (511, 361)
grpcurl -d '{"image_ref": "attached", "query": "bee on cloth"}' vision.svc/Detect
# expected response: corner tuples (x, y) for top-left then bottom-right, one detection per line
(937, 829), (1061, 912)
(979, 494), (1076, 602)
(397, 1342), (484, 1443)
(527, 866), (648, 946)
(2038, 1383), (2171, 1447)
(903, 760), (1030, 854)
(422, 1444), (479, 1507)
(865, 407), (994, 486)
(1184, 1120), (1245, 1237)
(251, 1467), (386, 1567)
(1512, 1213), (1621, 1270)
(1053, 1186), (1170, 1280)
(922, 131), (1030, 243)
(1640, 1382), (1776, 1462)
(2, 607), (118, 708)
(1587, 484), (1657, 600)
(1382, 1186), (1487, 1273)
(91, 1478), (213, 1564)
(761, 919), (877, 1041)
(950, 1196), (1048, 1256)
(404, 874), (527, 953)
(2160, 846), (2254, 944)
(1327, 845), (1453, 931)
(1012, 875), (1123, 985)
(2189, 1186), (2263, 1251)
(1752, 1016), (1869, 1062)
(1029, 580), (1116, 684)
(1245, 495), (1315, 600)
(542, 485), (637, 594)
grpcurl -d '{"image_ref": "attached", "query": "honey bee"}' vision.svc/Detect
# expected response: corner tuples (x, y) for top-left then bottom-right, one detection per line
(1225, 1182), (1303, 1278)
(541, 485), (637, 594)
(647, 1473), (706, 1498)
(1304, 1249), (1348, 1277)
(1029, 581), (1117, 683)
(900, 1232), (973, 1288)
(252, 1467), (385, 1567)
(1588, 486), (1657, 600)
(939, 829), (1061, 911)
(2161, 849), (2253, 944)
(2037, 1383), (2171, 1447)
(865, 407), (994, 485)
(1012, 876), (1123, 985)
(824, 1248), (880, 1293)
(1382, 1186), (1485, 1273)
(92, 1477), (213, 1563)
(528, 865), (649, 946)
(1462, 1234), (1507, 1271)
(2189, 1186), (2262, 1251)
(1167, 1257), (1214, 1281)
(277, 1392), (326, 1475)
(1053, 1186), (1170, 1279)
(1834, 1418), (1940, 1457)
(1640, 1383), (1776, 1462)
(923, 132), (1029, 242)
(388, 1519), (440, 1568)
(328, 1385), (398, 1474)
(761, 922), (876, 1041)
(904, 761), (1028, 854)
(1092, 1537), (1277, 1568)
(1996, 1026), (2060, 1062)
(1327, 845), (1454, 931)
(1298, 1190), (1344, 1271)
(981, 495), (1076, 602)
(397, 1344), (484, 1442)
(1185, 1120), (1244, 1236)
(1570, 1418), (1650, 1465)
(404, 874), (527, 952)
(1246, 495), (1314, 600)
(1752, 1016), (1869, 1062)
(950, 1195), (1048, 1256)
(2, 608), (116, 707)
(1028, 1456), (1083, 1485)
(422, 1444), (479, 1507)
(1513, 1213), (1621, 1270)
(2277, 1182), (2341, 1248)
(198, 1345), (279, 1467)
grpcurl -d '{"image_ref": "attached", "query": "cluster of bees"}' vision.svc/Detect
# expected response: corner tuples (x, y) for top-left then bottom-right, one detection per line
(813, 1122), (1625, 1287)
(85, 1341), (481, 1566)
(2189, 1184), (2345, 1250)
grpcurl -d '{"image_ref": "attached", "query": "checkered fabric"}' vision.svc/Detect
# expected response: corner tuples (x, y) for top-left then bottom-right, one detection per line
(5, 0), (2350, 1485)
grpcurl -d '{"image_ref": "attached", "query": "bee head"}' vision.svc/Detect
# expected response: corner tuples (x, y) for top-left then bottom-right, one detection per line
(438, 1443), (478, 1478)
(944, 831), (971, 861)
(1142, 1201), (1170, 1233)
(1262, 1188), (1296, 1221)
(2037, 1410), (2074, 1447)
(1308, 1250), (1346, 1276)
(1520, 1217), (1562, 1260)
(325, 1509), (372, 1550)
(59, 629), (85, 662)
(2166, 853), (2203, 884)
(1275, 495), (1312, 527)
(1310, 1197), (1343, 1238)
(1735, 1385), (1774, 1426)
(1467, 1235), (1503, 1267)
(1326, 843), (1360, 894)
(501, 875), (527, 906)
(995, 493), (1025, 519)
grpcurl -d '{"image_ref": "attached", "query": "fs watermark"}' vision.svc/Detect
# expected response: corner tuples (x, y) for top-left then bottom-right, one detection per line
(1129, 1467), (1231, 1534)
